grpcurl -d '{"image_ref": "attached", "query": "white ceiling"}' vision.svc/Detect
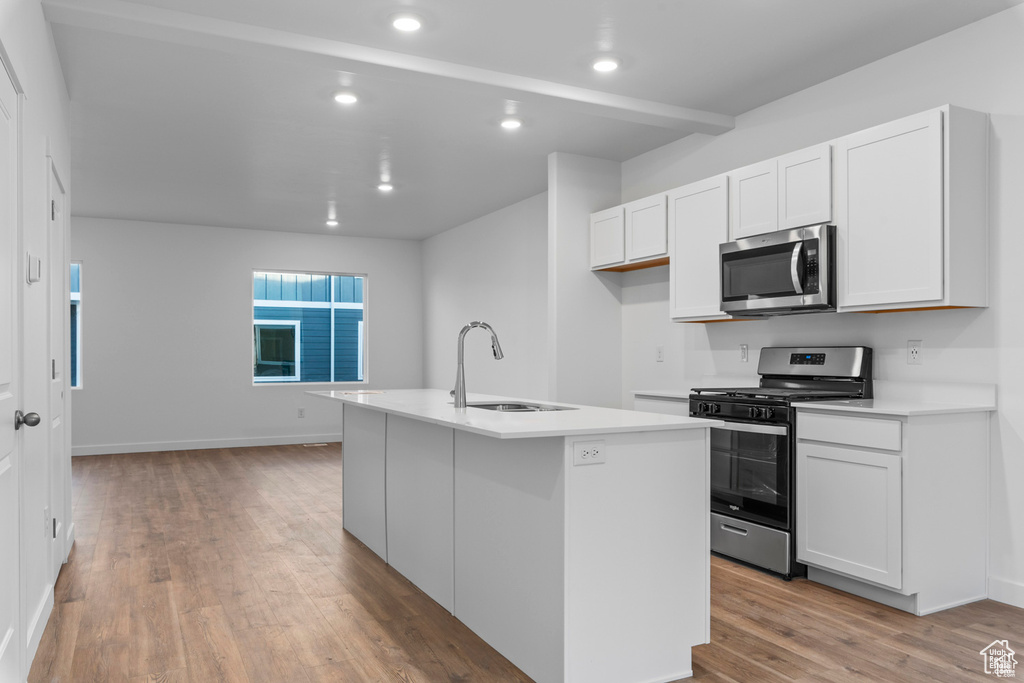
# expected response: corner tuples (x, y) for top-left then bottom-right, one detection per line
(45, 0), (1023, 240)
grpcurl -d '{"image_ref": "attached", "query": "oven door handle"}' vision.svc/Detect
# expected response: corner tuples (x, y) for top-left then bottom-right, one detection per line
(716, 421), (788, 436)
(790, 242), (804, 294)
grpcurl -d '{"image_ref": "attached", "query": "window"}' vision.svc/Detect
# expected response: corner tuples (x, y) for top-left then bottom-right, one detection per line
(70, 262), (82, 388)
(252, 271), (366, 384)
(253, 320), (300, 381)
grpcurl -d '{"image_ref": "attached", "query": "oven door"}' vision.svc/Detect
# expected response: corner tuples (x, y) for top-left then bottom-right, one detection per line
(720, 224), (833, 316)
(709, 420), (790, 529)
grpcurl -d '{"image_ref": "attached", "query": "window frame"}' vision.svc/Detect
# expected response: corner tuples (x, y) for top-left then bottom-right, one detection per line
(251, 269), (368, 386)
(253, 319), (302, 383)
(70, 261), (83, 389)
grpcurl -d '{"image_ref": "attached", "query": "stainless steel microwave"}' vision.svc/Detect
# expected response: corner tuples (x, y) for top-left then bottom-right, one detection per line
(720, 223), (835, 317)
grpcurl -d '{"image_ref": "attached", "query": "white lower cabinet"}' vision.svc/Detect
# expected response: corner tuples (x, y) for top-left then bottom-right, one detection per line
(795, 407), (990, 615)
(797, 442), (902, 589)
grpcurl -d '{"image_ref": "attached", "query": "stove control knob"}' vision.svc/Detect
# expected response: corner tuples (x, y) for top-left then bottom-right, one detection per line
(764, 407), (775, 419)
(748, 407), (761, 419)
(711, 403), (721, 414)
(699, 402), (710, 414)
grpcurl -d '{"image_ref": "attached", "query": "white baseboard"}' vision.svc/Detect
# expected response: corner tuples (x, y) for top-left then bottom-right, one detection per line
(989, 575), (1024, 609)
(71, 433), (344, 456)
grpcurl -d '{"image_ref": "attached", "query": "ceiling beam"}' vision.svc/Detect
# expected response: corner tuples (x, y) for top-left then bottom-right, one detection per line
(42, 0), (735, 135)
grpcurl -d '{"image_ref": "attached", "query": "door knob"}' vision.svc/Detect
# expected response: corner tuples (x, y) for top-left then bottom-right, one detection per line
(15, 410), (40, 430)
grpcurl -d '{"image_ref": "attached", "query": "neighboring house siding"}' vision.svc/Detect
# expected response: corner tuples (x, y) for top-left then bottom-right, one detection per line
(254, 306), (331, 382)
(334, 308), (363, 381)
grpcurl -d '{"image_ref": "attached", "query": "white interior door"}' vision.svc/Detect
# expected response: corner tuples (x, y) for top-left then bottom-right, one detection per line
(48, 159), (68, 577)
(0, 56), (23, 683)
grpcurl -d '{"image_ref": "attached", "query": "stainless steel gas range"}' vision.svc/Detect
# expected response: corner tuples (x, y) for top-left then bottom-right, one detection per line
(689, 346), (873, 580)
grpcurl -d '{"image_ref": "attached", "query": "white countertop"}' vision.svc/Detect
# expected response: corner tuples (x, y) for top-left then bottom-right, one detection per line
(634, 380), (997, 417)
(792, 398), (996, 417)
(310, 388), (721, 439)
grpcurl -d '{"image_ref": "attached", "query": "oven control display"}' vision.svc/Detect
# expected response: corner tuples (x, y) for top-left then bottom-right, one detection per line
(790, 353), (826, 365)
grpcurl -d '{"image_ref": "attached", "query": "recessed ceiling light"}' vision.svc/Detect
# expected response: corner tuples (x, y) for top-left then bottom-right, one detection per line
(592, 57), (619, 73)
(326, 220), (339, 227)
(500, 117), (522, 130)
(334, 92), (358, 105)
(378, 182), (394, 192)
(391, 13), (422, 32)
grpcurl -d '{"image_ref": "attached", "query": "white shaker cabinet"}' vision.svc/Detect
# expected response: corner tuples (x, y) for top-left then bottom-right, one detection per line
(795, 406), (989, 615)
(797, 427), (903, 589)
(591, 194), (668, 271)
(729, 158), (778, 239)
(624, 194), (668, 263)
(590, 205), (625, 269)
(835, 105), (988, 312)
(668, 175), (731, 322)
(778, 144), (832, 230)
(728, 144), (832, 240)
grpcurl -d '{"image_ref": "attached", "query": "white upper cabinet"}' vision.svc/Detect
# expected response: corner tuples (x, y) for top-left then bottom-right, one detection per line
(591, 194), (668, 271)
(625, 194), (668, 262)
(835, 106), (988, 312)
(729, 144), (832, 240)
(669, 175), (730, 322)
(778, 144), (832, 229)
(728, 159), (778, 239)
(589, 205), (625, 270)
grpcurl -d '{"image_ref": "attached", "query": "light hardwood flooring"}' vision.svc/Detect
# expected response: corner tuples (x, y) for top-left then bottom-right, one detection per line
(28, 444), (1024, 682)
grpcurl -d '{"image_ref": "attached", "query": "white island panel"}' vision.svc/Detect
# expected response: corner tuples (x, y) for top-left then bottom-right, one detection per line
(386, 415), (455, 613)
(342, 404), (387, 561)
(454, 433), (566, 683)
(564, 429), (708, 683)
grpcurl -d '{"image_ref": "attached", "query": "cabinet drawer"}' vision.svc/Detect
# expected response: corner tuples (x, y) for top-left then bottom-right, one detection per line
(797, 412), (902, 451)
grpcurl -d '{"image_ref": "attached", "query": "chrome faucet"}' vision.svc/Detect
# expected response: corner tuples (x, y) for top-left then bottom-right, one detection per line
(452, 321), (504, 409)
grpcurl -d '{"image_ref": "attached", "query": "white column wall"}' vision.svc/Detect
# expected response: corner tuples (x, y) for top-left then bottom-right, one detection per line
(618, 5), (1024, 607)
(547, 152), (622, 408)
(70, 217), (423, 454)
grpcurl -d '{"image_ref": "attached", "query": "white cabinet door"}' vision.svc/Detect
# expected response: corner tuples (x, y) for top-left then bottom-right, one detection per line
(729, 158), (778, 239)
(624, 194), (667, 262)
(836, 110), (943, 308)
(797, 442), (902, 589)
(778, 144), (832, 229)
(668, 175), (730, 321)
(590, 206), (625, 269)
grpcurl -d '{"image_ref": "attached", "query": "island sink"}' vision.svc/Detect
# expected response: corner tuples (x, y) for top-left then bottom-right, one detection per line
(467, 401), (576, 413)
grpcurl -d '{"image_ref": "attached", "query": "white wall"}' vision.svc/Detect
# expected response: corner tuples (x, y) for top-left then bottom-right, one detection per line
(618, 5), (1024, 607)
(70, 217), (423, 454)
(1, 0), (72, 674)
(548, 152), (623, 408)
(422, 192), (548, 399)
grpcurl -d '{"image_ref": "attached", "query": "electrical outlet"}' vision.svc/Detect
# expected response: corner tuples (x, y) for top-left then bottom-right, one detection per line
(740, 344), (749, 363)
(908, 340), (923, 365)
(573, 440), (606, 466)
(297, 407), (306, 418)
(655, 345), (664, 363)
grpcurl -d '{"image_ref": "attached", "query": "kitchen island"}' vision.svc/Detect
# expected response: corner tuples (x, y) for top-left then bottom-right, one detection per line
(309, 389), (719, 683)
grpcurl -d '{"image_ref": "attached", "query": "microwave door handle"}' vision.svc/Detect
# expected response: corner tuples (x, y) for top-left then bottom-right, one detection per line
(790, 243), (804, 294)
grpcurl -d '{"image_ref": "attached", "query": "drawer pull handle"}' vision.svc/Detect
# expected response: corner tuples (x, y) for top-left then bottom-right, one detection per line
(721, 523), (749, 536)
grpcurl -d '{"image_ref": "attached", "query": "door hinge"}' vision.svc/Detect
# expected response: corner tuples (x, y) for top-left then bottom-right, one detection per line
(51, 200), (56, 221)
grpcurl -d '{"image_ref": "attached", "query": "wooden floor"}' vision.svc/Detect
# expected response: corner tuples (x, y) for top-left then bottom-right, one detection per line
(28, 444), (1024, 683)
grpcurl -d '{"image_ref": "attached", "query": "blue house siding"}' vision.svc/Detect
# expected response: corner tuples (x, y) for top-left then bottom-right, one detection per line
(254, 306), (331, 382)
(334, 309), (363, 381)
